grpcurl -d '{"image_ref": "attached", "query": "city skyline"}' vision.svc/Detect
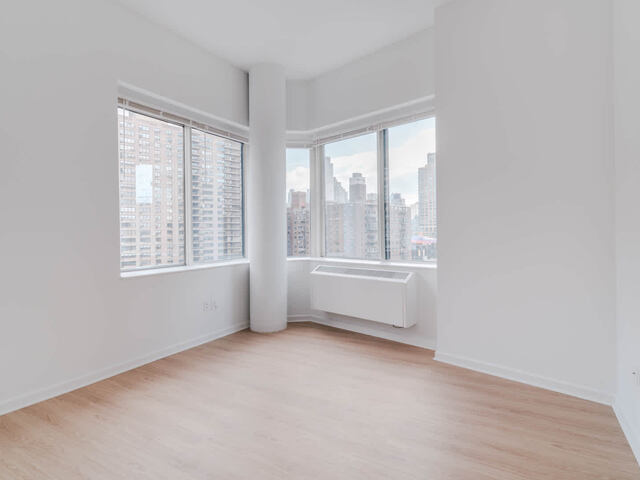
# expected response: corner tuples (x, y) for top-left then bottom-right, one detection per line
(320, 156), (436, 261)
(286, 118), (436, 205)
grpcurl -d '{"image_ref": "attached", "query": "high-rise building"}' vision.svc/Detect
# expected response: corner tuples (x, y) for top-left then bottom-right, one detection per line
(418, 153), (437, 238)
(287, 190), (310, 256)
(409, 201), (420, 235)
(325, 156), (349, 203)
(334, 179), (348, 203)
(324, 156), (343, 256)
(325, 202), (345, 256)
(365, 193), (379, 258)
(349, 173), (367, 204)
(389, 193), (411, 260)
(324, 169), (379, 259)
(324, 156), (335, 202)
(217, 140), (243, 259)
(343, 176), (380, 259)
(343, 173), (369, 258)
(190, 130), (243, 263)
(343, 202), (361, 258)
(415, 152), (437, 260)
(290, 190), (307, 209)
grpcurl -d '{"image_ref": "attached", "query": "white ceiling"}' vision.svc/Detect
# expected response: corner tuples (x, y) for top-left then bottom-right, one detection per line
(114, 0), (446, 79)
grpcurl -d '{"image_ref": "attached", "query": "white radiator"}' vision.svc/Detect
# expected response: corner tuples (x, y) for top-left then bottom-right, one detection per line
(310, 265), (417, 328)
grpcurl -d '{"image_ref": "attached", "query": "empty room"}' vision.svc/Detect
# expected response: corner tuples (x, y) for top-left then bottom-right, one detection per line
(1, 0), (640, 478)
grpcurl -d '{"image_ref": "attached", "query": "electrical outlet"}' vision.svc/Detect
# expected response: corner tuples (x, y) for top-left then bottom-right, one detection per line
(202, 299), (217, 312)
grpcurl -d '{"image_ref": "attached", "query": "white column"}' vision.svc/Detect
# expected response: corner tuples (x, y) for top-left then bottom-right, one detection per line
(248, 63), (287, 333)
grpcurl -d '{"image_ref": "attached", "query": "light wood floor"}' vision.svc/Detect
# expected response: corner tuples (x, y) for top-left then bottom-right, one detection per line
(1, 323), (638, 479)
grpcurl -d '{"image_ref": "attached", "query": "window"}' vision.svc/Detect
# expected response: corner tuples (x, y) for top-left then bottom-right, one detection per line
(118, 108), (185, 270)
(286, 148), (311, 257)
(118, 104), (245, 272)
(387, 117), (436, 261)
(319, 117), (436, 262)
(323, 133), (379, 260)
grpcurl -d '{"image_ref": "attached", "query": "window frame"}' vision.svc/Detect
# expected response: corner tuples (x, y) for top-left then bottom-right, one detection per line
(118, 98), (247, 275)
(306, 113), (436, 265)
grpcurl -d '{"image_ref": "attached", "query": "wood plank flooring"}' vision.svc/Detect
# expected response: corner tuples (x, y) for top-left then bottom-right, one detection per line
(0, 322), (638, 479)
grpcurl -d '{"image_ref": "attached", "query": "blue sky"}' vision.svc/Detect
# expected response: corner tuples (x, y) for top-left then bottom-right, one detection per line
(286, 148), (310, 170)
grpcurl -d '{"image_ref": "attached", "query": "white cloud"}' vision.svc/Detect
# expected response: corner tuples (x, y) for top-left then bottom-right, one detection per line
(387, 126), (435, 204)
(388, 127), (436, 178)
(286, 166), (310, 193)
(326, 126), (435, 204)
(330, 151), (378, 193)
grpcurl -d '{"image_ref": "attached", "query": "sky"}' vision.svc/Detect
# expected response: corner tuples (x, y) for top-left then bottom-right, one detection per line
(387, 117), (436, 205)
(286, 117), (436, 206)
(286, 148), (311, 196)
(325, 132), (378, 194)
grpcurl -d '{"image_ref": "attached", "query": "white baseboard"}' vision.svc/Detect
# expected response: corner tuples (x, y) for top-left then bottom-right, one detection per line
(288, 314), (437, 350)
(287, 314), (317, 323)
(614, 399), (640, 467)
(434, 351), (613, 406)
(0, 322), (248, 417)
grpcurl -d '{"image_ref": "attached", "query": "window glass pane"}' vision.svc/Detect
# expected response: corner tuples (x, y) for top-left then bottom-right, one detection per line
(387, 117), (436, 261)
(286, 148), (310, 257)
(324, 133), (379, 259)
(118, 108), (185, 270)
(191, 129), (243, 263)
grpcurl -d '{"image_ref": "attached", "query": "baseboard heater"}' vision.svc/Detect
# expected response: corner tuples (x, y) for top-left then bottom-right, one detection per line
(310, 265), (417, 328)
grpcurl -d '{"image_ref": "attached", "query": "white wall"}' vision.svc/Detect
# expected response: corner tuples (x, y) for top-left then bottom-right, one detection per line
(3, 0), (629, 430)
(0, 0), (250, 414)
(286, 80), (312, 132)
(613, 0), (640, 460)
(435, 0), (616, 403)
(287, 260), (437, 349)
(286, 28), (435, 131)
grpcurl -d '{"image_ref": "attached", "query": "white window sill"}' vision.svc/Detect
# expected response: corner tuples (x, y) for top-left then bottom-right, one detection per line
(121, 257), (434, 279)
(120, 259), (249, 279)
(287, 256), (437, 270)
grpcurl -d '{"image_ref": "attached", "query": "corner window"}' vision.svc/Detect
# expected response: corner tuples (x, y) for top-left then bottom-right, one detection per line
(318, 117), (436, 262)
